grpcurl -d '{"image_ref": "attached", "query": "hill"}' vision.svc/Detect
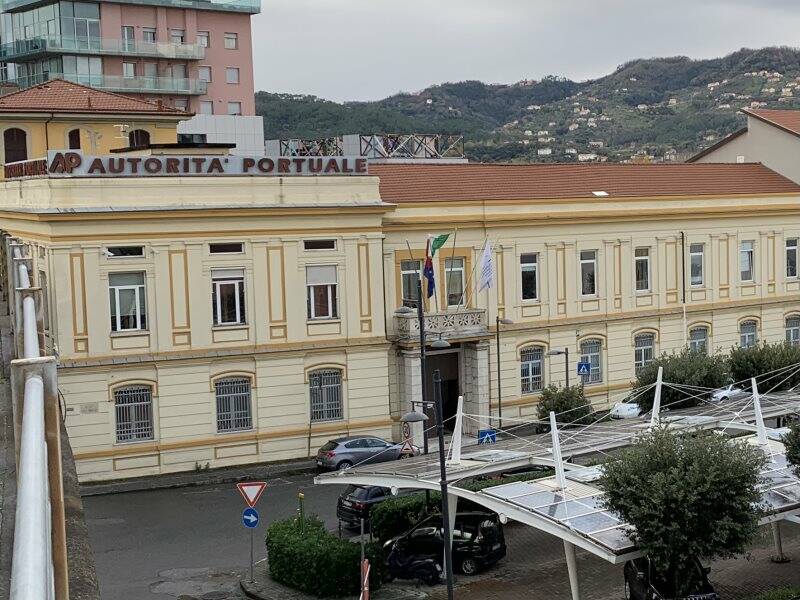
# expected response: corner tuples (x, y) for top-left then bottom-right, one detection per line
(255, 47), (800, 163)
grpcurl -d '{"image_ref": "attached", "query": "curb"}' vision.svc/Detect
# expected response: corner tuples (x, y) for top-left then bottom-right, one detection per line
(79, 459), (317, 496)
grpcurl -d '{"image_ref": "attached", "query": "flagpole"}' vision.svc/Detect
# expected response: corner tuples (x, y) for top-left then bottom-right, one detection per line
(445, 228), (458, 312)
(429, 236), (441, 314)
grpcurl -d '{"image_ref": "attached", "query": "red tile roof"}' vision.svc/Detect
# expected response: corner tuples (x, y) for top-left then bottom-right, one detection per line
(743, 108), (800, 138)
(371, 162), (800, 203)
(0, 79), (188, 115)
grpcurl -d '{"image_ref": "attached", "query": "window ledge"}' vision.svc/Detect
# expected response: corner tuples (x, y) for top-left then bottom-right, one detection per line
(215, 428), (255, 436)
(110, 330), (150, 338)
(307, 318), (341, 324)
(113, 438), (155, 447)
(212, 324), (248, 330)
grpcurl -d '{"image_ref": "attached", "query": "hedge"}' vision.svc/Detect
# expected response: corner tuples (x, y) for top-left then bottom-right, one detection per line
(536, 384), (593, 426)
(728, 342), (800, 391)
(265, 515), (385, 597)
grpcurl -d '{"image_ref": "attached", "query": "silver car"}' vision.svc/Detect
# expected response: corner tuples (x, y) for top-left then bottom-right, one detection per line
(316, 436), (419, 471)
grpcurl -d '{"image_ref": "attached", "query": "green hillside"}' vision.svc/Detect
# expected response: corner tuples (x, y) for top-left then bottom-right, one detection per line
(255, 47), (800, 163)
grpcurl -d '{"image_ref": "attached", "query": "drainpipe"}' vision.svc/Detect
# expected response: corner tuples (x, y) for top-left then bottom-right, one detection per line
(680, 232), (687, 345)
(44, 112), (54, 152)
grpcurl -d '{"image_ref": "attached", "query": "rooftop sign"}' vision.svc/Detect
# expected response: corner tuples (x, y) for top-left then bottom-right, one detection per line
(44, 151), (368, 178)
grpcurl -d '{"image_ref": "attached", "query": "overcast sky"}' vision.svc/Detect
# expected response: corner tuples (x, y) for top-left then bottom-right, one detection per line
(252, 0), (800, 103)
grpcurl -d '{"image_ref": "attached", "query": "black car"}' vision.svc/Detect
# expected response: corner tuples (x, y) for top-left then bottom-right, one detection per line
(337, 485), (396, 528)
(385, 511), (506, 576)
(624, 557), (719, 600)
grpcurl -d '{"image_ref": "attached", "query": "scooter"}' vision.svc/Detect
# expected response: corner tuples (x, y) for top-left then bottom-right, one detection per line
(385, 541), (442, 586)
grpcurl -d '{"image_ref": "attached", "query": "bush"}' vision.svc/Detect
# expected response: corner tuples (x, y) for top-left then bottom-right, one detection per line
(728, 342), (800, 391)
(633, 348), (730, 412)
(783, 422), (800, 478)
(536, 384), (593, 426)
(265, 515), (385, 597)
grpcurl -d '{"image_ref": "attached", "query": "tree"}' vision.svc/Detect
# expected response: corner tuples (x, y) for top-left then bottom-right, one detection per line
(633, 348), (730, 412)
(598, 427), (766, 596)
(728, 342), (800, 392)
(536, 384), (593, 426)
(784, 422), (800, 477)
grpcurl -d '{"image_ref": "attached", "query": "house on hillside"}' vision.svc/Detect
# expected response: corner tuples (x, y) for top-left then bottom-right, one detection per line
(537, 148), (552, 156)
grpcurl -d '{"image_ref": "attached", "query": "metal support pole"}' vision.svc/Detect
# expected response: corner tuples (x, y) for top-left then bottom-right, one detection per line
(550, 411), (566, 491)
(649, 366), (663, 429)
(771, 521), (790, 563)
(249, 528), (254, 582)
(433, 370), (455, 600)
(417, 276), (431, 507)
(564, 347), (570, 388)
(496, 315), (502, 431)
(563, 540), (581, 600)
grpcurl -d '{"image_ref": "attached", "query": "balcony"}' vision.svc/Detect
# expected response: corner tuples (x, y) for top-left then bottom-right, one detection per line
(2, 0), (260, 14)
(0, 37), (206, 62)
(10, 73), (207, 95)
(393, 307), (489, 343)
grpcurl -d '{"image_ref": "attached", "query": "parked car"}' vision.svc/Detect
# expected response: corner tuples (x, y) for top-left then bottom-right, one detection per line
(624, 556), (719, 600)
(610, 402), (642, 419)
(709, 384), (748, 402)
(337, 485), (409, 528)
(384, 512), (506, 576)
(316, 436), (420, 471)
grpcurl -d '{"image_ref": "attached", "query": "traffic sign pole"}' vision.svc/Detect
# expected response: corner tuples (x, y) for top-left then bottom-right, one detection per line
(250, 527), (254, 583)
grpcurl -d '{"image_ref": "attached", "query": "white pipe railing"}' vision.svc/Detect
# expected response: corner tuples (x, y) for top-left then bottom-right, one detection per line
(9, 243), (55, 600)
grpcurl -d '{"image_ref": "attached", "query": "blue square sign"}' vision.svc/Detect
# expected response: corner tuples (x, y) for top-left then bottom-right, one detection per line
(478, 429), (497, 444)
(576, 362), (591, 376)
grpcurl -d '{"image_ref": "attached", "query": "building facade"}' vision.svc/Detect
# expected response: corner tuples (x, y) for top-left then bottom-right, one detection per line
(2, 149), (800, 482)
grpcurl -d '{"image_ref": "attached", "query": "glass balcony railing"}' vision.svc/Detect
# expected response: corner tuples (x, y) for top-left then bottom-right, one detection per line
(1, 0), (260, 14)
(0, 36), (206, 61)
(9, 73), (207, 95)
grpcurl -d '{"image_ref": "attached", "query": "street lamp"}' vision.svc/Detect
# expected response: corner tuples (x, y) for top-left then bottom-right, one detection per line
(546, 347), (570, 388)
(495, 316), (513, 431)
(432, 369), (455, 600)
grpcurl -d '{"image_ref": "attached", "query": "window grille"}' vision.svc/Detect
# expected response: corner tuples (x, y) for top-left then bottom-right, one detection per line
(786, 317), (800, 347)
(634, 334), (655, 372)
(739, 320), (758, 348)
(309, 369), (343, 422)
(115, 385), (153, 442)
(520, 346), (544, 393)
(580, 339), (602, 384)
(215, 377), (252, 432)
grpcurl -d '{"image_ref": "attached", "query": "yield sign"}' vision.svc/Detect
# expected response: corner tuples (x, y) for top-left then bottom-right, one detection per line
(236, 481), (267, 508)
(400, 440), (415, 455)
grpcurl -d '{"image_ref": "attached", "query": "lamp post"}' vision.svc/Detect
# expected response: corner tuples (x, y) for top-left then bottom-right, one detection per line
(495, 316), (513, 431)
(546, 347), (570, 388)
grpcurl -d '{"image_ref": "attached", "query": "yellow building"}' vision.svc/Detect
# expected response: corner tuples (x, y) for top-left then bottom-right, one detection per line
(2, 127), (800, 482)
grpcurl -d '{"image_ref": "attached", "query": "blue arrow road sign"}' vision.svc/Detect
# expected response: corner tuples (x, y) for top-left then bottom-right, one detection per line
(242, 507), (259, 529)
(576, 362), (591, 376)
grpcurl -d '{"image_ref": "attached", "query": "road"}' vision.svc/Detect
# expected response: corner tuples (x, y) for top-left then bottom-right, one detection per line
(83, 472), (349, 600)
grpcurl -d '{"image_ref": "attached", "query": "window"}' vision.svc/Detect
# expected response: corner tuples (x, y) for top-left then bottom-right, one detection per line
(580, 339), (602, 384)
(121, 25), (134, 51)
(227, 102), (242, 116)
(128, 129), (150, 147)
(309, 369), (343, 422)
(173, 98), (188, 111)
(307, 265), (338, 319)
(199, 101), (214, 115)
(114, 385), (153, 442)
(4, 128), (27, 163)
(171, 64), (187, 79)
(690, 244), (704, 286)
(122, 62), (135, 78)
(209, 242), (243, 254)
(303, 239), (336, 250)
(787, 239), (798, 278)
(520, 253), (538, 301)
(178, 133), (207, 144)
(520, 346), (544, 394)
(634, 247), (650, 292)
(689, 327), (708, 354)
(142, 27), (156, 43)
(109, 272), (147, 332)
(212, 268), (246, 326)
(225, 67), (239, 84)
(68, 128), (81, 150)
(197, 31), (209, 47)
(580, 250), (597, 296)
(786, 316), (800, 347)
(170, 29), (185, 44)
(634, 333), (655, 372)
(224, 32), (238, 49)
(445, 257), (465, 307)
(198, 66), (211, 82)
(107, 246), (144, 258)
(401, 259), (421, 309)
(215, 377), (252, 432)
(740, 241), (754, 282)
(143, 62), (157, 79)
(740, 320), (758, 348)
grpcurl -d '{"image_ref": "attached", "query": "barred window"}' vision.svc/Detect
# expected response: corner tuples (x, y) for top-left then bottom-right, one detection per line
(114, 385), (153, 443)
(520, 346), (544, 394)
(215, 377), (252, 432)
(689, 327), (709, 354)
(580, 339), (603, 384)
(634, 333), (655, 372)
(309, 369), (343, 422)
(786, 316), (800, 347)
(739, 320), (758, 348)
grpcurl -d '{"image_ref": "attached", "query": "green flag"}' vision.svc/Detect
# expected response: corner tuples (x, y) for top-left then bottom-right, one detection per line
(430, 233), (450, 257)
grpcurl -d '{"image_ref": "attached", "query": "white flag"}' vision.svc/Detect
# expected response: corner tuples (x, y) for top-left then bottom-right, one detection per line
(478, 239), (494, 292)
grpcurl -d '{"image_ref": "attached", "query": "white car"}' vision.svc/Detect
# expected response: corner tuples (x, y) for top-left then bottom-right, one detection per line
(610, 402), (642, 419)
(709, 384), (748, 402)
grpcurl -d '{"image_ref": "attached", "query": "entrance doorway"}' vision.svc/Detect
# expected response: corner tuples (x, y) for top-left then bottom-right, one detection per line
(424, 348), (460, 433)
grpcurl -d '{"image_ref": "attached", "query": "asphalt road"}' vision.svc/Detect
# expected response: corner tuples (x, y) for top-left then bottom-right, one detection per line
(83, 472), (349, 600)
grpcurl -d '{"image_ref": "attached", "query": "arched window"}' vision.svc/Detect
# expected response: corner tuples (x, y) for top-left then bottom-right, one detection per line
(580, 339), (602, 384)
(689, 327), (709, 354)
(520, 345), (544, 394)
(739, 320), (758, 348)
(786, 316), (800, 347)
(633, 333), (655, 372)
(128, 129), (150, 147)
(3, 128), (27, 163)
(215, 377), (252, 432)
(114, 384), (154, 442)
(68, 128), (81, 150)
(309, 369), (343, 422)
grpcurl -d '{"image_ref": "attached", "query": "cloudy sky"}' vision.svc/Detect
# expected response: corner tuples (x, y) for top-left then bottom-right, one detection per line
(252, 0), (800, 103)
